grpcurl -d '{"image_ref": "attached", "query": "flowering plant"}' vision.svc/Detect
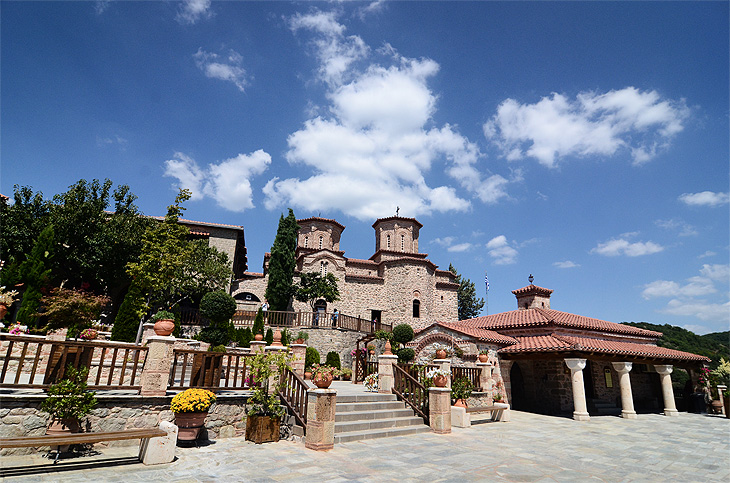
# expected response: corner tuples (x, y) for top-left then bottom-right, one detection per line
(8, 324), (27, 335)
(311, 363), (341, 378)
(350, 347), (367, 357)
(425, 368), (451, 379)
(79, 328), (98, 340)
(364, 373), (378, 392)
(0, 288), (18, 306)
(170, 388), (217, 413)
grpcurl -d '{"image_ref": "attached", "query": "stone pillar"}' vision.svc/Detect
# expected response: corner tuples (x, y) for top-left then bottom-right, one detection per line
(564, 358), (590, 421)
(304, 388), (336, 451)
(434, 358), (451, 388)
(140, 336), (176, 396)
(612, 362), (637, 419)
(250, 340), (266, 354)
(654, 365), (679, 417)
(477, 362), (493, 392)
(378, 354), (398, 394)
(428, 387), (451, 434)
(140, 323), (156, 345)
(718, 385), (727, 415)
(290, 344), (307, 377)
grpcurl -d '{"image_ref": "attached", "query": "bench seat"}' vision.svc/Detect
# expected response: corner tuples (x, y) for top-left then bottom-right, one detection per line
(452, 403), (510, 428)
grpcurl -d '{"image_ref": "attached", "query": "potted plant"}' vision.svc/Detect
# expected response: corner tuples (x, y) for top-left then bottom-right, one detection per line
(493, 393), (503, 403)
(451, 376), (473, 407)
(367, 344), (376, 355)
(295, 331), (309, 345)
(151, 309), (176, 336)
(364, 373), (378, 392)
(252, 307), (265, 341)
(246, 351), (291, 444)
(478, 349), (489, 363)
(171, 388), (217, 443)
(304, 346), (320, 379)
(711, 358), (730, 418)
(341, 367), (353, 381)
(79, 328), (98, 340)
(41, 365), (97, 436)
(426, 368), (451, 388)
(311, 364), (341, 389)
(0, 287), (18, 321)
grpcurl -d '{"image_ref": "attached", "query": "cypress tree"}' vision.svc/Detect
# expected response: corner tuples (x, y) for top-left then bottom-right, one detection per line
(16, 225), (54, 327)
(265, 209), (299, 311)
(111, 280), (146, 342)
(449, 264), (485, 321)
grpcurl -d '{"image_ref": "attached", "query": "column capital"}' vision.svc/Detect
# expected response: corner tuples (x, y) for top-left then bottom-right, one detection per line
(564, 358), (587, 371)
(654, 364), (673, 376)
(611, 361), (633, 374)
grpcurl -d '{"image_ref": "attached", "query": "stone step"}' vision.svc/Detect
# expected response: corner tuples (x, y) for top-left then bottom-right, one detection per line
(336, 394), (397, 403)
(333, 424), (431, 444)
(335, 401), (405, 412)
(335, 408), (416, 422)
(335, 416), (425, 433)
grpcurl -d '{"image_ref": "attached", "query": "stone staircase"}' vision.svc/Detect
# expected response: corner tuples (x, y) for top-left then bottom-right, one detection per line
(333, 392), (430, 443)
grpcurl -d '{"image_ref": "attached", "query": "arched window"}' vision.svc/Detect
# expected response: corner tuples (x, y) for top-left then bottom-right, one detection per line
(320, 260), (328, 276)
(386, 234), (391, 249)
(401, 234), (405, 252)
(413, 299), (420, 318)
(319, 236), (323, 249)
(304, 236), (308, 248)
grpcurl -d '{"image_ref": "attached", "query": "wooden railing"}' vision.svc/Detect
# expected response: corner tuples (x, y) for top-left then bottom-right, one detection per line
(366, 361), (378, 378)
(0, 334), (147, 391)
(452, 366), (480, 389)
(168, 349), (254, 391)
(278, 367), (308, 434)
(392, 363), (429, 422)
(398, 363), (439, 386)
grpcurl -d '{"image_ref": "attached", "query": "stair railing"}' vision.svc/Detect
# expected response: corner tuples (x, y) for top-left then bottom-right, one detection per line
(278, 367), (308, 434)
(392, 363), (429, 423)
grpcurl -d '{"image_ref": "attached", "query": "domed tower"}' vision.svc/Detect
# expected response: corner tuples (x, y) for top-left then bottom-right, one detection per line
(372, 216), (422, 254)
(297, 217), (345, 252)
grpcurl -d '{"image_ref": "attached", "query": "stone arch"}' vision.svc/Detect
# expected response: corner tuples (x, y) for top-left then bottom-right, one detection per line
(233, 292), (260, 303)
(412, 332), (460, 357)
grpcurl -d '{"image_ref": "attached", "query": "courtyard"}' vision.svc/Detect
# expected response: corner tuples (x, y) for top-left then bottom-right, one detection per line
(1, 409), (727, 482)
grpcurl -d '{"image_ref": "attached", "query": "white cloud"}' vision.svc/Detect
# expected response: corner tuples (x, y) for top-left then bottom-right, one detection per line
(641, 280), (681, 299)
(96, 134), (128, 149)
(591, 238), (664, 257)
(193, 48), (247, 92)
(700, 263), (730, 281)
(698, 251), (717, 259)
(164, 150), (271, 211)
(661, 299), (730, 322)
(177, 0), (213, 25)
(265, 10), (511, 220)
(94, 1), (110, 15)
(448, 243), (473, 253)
(433, 237), (455, 247)
(486, 235), (518, 265)
(655, 218), (697, 237)
(553, 260), (580, 269)
(484, 87), (689, 167)
(678, 191), (730, 207)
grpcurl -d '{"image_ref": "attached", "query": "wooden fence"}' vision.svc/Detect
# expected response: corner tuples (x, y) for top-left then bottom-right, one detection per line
(168, 349), (254, 391)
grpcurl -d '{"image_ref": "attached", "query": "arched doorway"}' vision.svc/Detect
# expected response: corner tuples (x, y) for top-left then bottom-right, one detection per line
(313, 299), (327, 326)
(510, 362), (528, 411)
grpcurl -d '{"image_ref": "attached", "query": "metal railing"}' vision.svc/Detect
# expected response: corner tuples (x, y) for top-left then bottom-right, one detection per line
(168, 349), (254, 391)
(0, 334), (147, 391)
(392, 363), (429, 422)
(278, 367), (308, 434)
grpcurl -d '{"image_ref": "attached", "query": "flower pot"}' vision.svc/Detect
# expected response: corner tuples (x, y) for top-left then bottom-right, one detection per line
(710, 399), (724, 415)
(246, 415), (280, 444)
(46, 418), (80, 453)
(254, 333), (264, 341)
(295, 338), (304, 344)
(453, 399), (468, 408)
(174, 411), (208, 442)
(436, 349), (447, 359)
(313, 372), (333, 389)
(0, 303), (8, 321)
(433, 375), (448, 387)
(478, 354), (488, 363)
(153, 319), (175, 336)
(304, 371), (312, 380)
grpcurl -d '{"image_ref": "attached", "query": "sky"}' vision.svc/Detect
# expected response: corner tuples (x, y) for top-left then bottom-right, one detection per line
(2, 1), (728, 335)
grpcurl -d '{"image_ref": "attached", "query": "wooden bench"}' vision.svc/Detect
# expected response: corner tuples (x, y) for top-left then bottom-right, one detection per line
(0, 428), (169, 464)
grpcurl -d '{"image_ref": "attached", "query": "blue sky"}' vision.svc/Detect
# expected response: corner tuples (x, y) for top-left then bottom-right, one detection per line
(2, 1), (728, 334)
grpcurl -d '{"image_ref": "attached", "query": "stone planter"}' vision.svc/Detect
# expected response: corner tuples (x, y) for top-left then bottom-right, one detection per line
(174, 411), (208, 442)
(246, 415), (280, 444)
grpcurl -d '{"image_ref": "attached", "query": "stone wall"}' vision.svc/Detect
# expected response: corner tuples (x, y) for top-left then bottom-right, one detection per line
(302, 328), (364, 369)
(0, 393), (250, 456)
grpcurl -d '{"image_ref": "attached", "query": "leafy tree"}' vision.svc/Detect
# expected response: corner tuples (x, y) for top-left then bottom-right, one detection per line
(36, 287), (110, 337)
(200, 291), (237, 324)
(449, 264), (485, 320)
(265, 209), (299, 311)
(392, 323), (415, 346)
(15, 225), (55, 327)
(293, 272), (340, 310)
(0, 185), (52, 269)
(280, 328), (290, 346)
(397, 347), (415, 363)
(305, 346), (320, 370)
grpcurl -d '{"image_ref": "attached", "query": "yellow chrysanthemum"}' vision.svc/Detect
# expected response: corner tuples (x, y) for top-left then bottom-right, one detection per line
(171, 388), (217, 413)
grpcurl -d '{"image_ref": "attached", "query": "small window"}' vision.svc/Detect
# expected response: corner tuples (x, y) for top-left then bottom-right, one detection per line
(320, 260), (328, 276)
(304, 236), (308, 248)
(387, 234), (391, 249)
(413, 299), (420, 318)
(319, 236), (323, 249)
(401, 234), (405, 252)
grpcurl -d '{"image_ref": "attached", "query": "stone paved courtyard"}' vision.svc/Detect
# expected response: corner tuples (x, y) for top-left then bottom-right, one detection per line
(1, 410), (728, 482)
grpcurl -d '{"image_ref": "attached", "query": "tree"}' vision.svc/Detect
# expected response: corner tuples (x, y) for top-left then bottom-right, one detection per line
(293, 272), (340, 310)
(449, 264), (485, 321)
(37, 287), (109, 337)
(252, 307), (265, 337)
(265, 209), (299, 311)
(15, 225), (55, 327)
(111, 280), (146, 342)
(0, 185), (52, 270)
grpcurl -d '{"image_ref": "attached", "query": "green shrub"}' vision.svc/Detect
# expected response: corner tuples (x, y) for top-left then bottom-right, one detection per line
(451, 376), (473, 403)
(392, 324), (414, 345)
(235, 326), (252, 348)
(200, 291), (237, 324)
(151, 309), (174, 321)
(208, 344), (227, 353)
(396, 347), (415, 363)
(325, 351), (341, 369)
(40, 365), (97, 420)
(111, 281), (146, 342)
(252, 307), (265, 336)
(280, 328), (290, 346)
(265, 327), (274, 345)
(305, 347), (320, 370)
(198, 325), (230, 347)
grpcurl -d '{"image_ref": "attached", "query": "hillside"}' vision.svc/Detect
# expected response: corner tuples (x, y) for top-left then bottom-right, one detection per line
(622, 322), (729, 368)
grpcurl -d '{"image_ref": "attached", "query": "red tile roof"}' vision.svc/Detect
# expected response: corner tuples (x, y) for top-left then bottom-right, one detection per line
(499, 334), (710, 362)
(297, 217), (346, 231)
(512, 284), (554, 297)
(372, 216), (423, 228)
(437, 322), (517, 345)
(456, 308), (662, 338)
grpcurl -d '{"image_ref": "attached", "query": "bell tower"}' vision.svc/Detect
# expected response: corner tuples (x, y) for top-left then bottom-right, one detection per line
(512, 275), (553, 310)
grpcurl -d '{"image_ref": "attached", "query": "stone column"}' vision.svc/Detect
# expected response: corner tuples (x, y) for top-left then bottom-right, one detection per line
(378, 354), (398, 394)
(140, 323), (156, 345)
(140, 336), (176, 396)
(718, 385), (727, 416)
(434, 358), (451, 388)
(477, 362), (493, 392)
(250, 340), (266, 354)
(612, 362), (637, 419)
(654, 365), (679, 417)
(564, 358), (590, 421)
(304, 388), (336, 451)
(428, 387), (451, 434)
(290, 344), (307, 377)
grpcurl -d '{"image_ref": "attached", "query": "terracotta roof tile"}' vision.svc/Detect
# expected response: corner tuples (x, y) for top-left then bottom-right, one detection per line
(511, 284), (554, 297)
(372, 216), (423, 228)
(437, 322), (517, 345)
(297, 217), (345, 231)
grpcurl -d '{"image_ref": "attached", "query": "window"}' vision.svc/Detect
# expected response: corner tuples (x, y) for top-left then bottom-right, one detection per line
(386, 234), (391, 249)
(320, 261), (328, 276)
(319, 236), (323, 249)
(401, 234), (405, 252)
(304, 236), (308, 248)
(413, 299), (420, 318)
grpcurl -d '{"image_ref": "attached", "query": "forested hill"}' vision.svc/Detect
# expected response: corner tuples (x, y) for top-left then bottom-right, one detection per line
(622, 322), (729, 368)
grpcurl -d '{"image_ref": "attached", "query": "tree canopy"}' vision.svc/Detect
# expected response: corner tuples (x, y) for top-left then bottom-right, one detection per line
(265, 209), (299, 311)
(294, 272), (340, 310)
(449, 264), (485, 320)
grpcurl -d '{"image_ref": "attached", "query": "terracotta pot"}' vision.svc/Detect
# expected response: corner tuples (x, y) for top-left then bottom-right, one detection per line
(313, 372), (333, 389)
(0, 303), (8, 321)
(153, 319), (175, 336)
(46, 418), (80, 436)
(175, 411), (208, 441)
(454, 399), (468, 408)
(342, 373), (352, 381)
(433, 375), (448, 387)
(436, 349), (447, 359)
(478, 354), (489, 363)
(295, 338), (304, 344)
(384, 340), (393, 355)
(254, 333), (264, 341)
(304, 371), (312, 380)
